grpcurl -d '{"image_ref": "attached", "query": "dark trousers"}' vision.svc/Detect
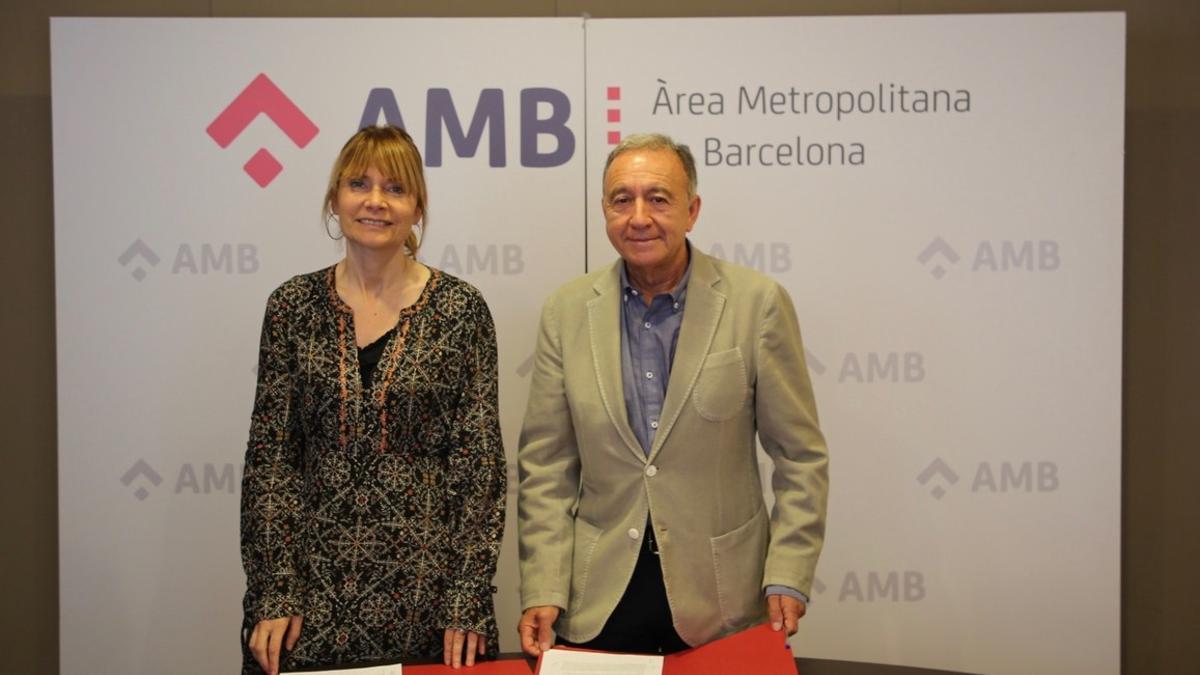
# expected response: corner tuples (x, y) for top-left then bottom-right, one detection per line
(558, 526), (691, 655)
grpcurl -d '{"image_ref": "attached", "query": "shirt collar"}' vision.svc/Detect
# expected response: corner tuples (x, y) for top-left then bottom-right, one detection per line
(620, 242), (692, 305)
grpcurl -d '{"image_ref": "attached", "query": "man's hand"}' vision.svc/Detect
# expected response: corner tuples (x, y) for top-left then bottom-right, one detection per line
(518, 606), (560, 657)
(766, 594), (806, 636)
(248, 615), (303, 675)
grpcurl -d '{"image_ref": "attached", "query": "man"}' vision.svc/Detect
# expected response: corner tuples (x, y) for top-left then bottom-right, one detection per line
(517, 133), (828, 656)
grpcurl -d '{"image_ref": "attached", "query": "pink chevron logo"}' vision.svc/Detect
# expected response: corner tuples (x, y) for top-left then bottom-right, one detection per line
(206, 73), (319, 187)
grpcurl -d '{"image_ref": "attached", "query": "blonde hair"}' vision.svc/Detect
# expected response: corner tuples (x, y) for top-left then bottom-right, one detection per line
(323, 125), (428, 256)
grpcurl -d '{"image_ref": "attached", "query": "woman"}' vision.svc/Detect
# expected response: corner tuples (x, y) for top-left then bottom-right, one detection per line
(240, 125), (506, 674)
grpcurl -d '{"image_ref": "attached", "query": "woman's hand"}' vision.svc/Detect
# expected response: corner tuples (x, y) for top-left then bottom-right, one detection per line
(443, 627), (487, 669)
(248, 615), (303, 675)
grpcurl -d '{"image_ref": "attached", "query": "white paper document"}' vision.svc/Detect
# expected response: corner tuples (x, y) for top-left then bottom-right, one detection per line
(538, 649), (663, 675)
(284, 665), (401, 675)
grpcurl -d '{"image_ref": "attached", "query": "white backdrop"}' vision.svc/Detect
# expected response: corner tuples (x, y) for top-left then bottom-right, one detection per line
(586, 15), (1123, 674)
(53, 17), (585, 675)
(54, 14), (1123, 675)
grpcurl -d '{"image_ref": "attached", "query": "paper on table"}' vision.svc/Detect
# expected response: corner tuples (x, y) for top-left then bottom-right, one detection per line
(405, 658), (535, 673)
(537, 649), (663, 675)
(284, 665), (402, 675)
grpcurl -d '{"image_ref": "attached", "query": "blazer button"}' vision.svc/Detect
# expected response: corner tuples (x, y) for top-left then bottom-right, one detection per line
(645, 465), (658, 477)
(627, 528), (640, 540)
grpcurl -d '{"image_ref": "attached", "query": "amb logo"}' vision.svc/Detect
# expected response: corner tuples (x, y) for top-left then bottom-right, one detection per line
(360, 87), (575, 167)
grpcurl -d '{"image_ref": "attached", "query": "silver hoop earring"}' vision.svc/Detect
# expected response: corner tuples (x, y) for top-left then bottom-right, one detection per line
(324, 213), (344, 241)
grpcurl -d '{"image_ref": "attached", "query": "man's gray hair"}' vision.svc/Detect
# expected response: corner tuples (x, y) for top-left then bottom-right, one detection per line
(603, 133), (698, 198)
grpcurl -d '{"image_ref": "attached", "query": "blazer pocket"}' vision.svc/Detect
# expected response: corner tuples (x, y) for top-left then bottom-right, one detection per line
(569, 518), (603, 613)
(710, 505), (769, 631)
(691, 348), (749, 422)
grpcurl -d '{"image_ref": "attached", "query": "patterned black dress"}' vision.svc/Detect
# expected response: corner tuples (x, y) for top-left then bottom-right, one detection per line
(240, 266), (506, 673)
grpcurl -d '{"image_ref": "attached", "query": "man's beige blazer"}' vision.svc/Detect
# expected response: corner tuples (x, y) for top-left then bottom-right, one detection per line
(517, 248), (829, 647)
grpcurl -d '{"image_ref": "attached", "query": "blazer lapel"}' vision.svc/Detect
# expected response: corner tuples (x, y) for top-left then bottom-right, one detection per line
(587, 262), (645, 462)
(650, 250), (726, 460)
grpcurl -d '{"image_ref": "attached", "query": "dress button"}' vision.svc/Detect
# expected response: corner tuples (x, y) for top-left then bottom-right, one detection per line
(645, 465), (658, 477)
(650, 420), (659, 429)
(645, 371), (654, 379)
(627, 528), (640, 540)
(644, 321), (652, 329)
